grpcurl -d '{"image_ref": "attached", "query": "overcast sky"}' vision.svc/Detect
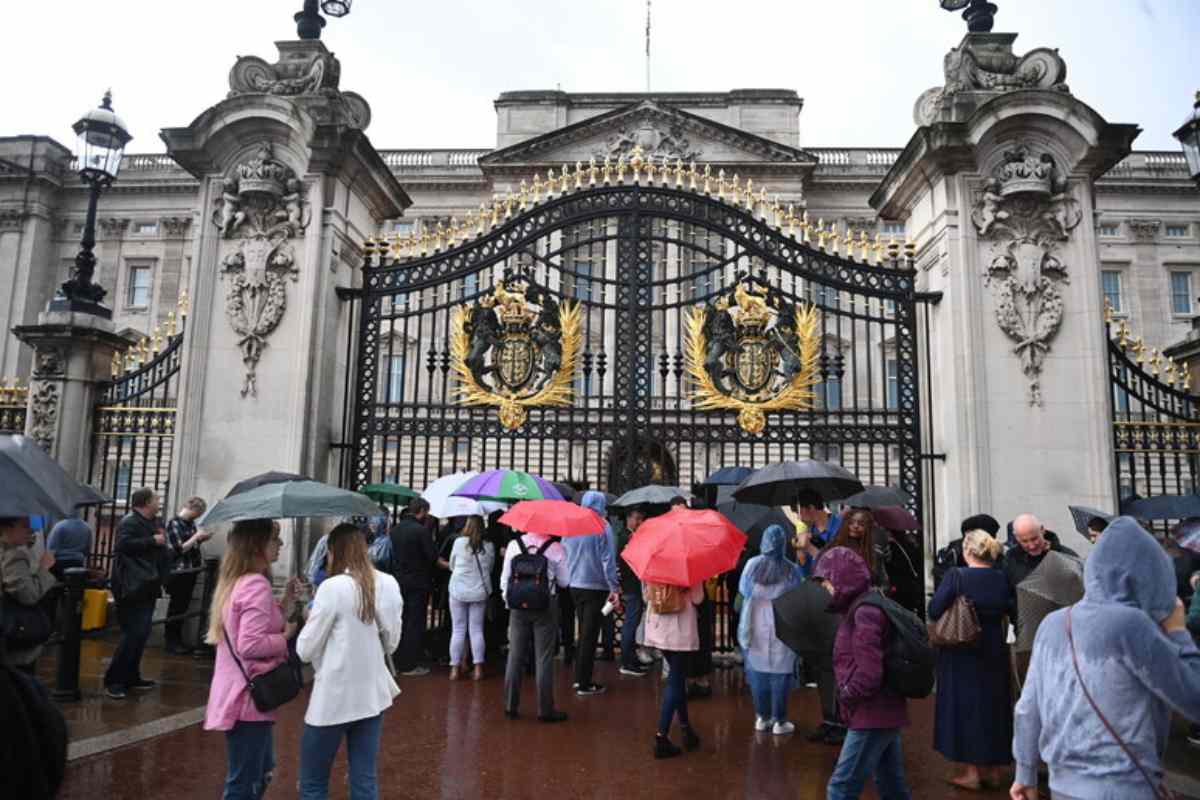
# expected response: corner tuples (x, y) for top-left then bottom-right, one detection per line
(6, 0), (1198, 154)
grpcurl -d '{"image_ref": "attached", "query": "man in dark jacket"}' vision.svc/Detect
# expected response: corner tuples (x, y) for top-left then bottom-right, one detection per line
(103, 488), (165, 699)
(932, 513), (1002, 590)
(391, 498), (436, 676)
(162, 496), (211, 654)
(616, 508), (648, 676)
(1003, 513), (1079, 591)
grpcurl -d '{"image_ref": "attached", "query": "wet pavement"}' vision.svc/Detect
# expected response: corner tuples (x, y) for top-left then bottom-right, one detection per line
(61, 657), (1025, 800)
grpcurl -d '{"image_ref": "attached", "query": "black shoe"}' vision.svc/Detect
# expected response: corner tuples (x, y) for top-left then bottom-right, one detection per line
(806, 723), (831, 742)
(596, 651), (615, 662)
(104, 685), (128, 700)
(822, 726), (846, 746)
(504, 708), (519, 720)
(576, 683), (607, 696)
(682, 725), (701, 752)
(686, 683), (712, 699)
(164, 643), (193, 656)
(537, 711), (568, 723)
(192, 646), (216, 661)
(619, 663), (649, 677)
(129, 679), (157, 692)
(654, 734), (682, 759)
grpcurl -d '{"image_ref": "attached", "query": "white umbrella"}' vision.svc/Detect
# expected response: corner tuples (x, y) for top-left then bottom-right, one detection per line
(421, 471), (504, 519)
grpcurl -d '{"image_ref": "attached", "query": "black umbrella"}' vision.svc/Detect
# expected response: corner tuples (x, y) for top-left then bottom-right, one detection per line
(772, 582), (840, 659)
(840, 485), (913, 509)
(552, 482), (578, 502)
(611, 485), (691, 509)
(732, 460), (864, 506)
(1067, 505), (1114, 537)
(226, 470), (310, 498)
(693, 466), (754, 508)
(1120, 494), (1200, 521)
(0, 435), (110, 517)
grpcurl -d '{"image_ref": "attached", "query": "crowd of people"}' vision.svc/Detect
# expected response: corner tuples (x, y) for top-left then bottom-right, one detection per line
(4, 476), (1200, 800)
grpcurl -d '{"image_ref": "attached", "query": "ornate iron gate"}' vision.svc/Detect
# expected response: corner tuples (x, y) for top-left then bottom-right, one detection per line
(86, 296), (188, 572)
(351, 159), (926, 523)
(1106, 308), (1200, 519)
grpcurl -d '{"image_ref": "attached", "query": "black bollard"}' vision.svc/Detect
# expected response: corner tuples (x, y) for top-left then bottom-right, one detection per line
(52, 567), (87, 702)
(192, 557), (220, 659)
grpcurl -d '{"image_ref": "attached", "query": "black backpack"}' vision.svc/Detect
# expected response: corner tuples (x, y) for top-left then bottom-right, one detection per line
(0, 663), (68, 799)
(850, 590), (936, 699)
(506, 538), (554, 611)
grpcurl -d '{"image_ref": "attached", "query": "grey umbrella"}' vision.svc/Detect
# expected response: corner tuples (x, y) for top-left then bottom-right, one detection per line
(1015, 551), (1084, 653)
(611, 485), (691, 509)
(840, 485), (913, 510)
(1119, 494), (1200, 521)
(732, 460), (864, 506)
(0, 435), (110, 517)
(1067, 505), (1114, 537)
(198, 480), (383, 527)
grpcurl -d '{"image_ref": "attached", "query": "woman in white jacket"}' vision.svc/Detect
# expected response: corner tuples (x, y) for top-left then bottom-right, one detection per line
(297, 523), (403, 800)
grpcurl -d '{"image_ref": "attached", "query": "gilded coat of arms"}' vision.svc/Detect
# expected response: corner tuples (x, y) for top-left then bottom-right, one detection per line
(684, 275), (821, 434)
(450, 275), (582, 430)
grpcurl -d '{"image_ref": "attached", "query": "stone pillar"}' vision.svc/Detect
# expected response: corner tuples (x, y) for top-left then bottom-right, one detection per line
(872, 32), (1139, 550)
(13, 312), (131, 482)
(161, 40), (409, 575)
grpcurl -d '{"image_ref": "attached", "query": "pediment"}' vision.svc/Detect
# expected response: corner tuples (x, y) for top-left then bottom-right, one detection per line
(480, 101), (817, 171)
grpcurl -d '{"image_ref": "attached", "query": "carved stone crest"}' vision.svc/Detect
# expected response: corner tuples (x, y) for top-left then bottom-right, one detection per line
(29, 382), (59, 451)
(599, 120), (701, 163)
(971, 145), (1081, 406)
(683, 274), (821, 434)
(216, 143), (306, 397)
(32, 347), (65, 379)
(227, 41), (371, 130)
(1127, 219), (1161, 242)
(450, 274), (581, 431)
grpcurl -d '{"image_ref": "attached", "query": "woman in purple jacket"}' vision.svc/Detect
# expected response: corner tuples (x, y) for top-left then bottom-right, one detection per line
(814, 546), (913, 800)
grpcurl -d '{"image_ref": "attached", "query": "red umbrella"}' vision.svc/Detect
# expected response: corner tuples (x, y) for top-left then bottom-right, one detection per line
(872, 505), (920, 531)
(621, 508), (747, 587)
(499, 499), (604, 537)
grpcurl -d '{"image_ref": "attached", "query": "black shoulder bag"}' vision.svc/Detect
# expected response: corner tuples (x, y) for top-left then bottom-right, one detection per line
(223, 626), (303, 712)
(473, 546), (501, 622)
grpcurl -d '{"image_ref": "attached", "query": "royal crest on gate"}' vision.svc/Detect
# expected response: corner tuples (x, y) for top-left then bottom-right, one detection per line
(683, 274), (822, 434)
(450, 274), (581, 430)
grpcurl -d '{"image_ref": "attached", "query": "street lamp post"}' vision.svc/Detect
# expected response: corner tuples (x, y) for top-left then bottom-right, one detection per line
(295, 0), (353, 40)
(938, 0), (999, 33)
(50, 91), (132, 320)
(1173, 91), (1200, 188)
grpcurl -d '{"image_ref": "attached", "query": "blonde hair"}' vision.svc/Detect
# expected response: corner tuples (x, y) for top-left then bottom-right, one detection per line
(963, 529), (1003, 564)
(205, 519), (274, 645)
(328, 523), (377, 625)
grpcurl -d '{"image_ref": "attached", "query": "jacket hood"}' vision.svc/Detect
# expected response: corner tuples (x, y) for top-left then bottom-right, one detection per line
(761, 524), (787, 556)
(580, 490), (607, 517)
(813, 546), (871, 613)
(1083, 516), (1177, 622)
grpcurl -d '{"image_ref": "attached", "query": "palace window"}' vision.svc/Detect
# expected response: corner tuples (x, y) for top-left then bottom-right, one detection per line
(1170, 271), (1193, 315)
(1099, 223), (1121, 237)
(1101, 270), (1123, 313)
(133, 221), (158, 236)
(385, 354), (406, 403)
(114, 462), (132, 502)
(880, 221), (905, 237)
(815, 376), (842, 410)
(392, 220), (415, 236)
(462, 272), (478, 299)
(126, 263), (153, 308)
(885, 358), (899, 410)
(1166, 224), (1190, 238)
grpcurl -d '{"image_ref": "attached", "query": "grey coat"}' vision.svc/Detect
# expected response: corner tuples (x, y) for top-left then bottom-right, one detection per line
(1, 541), (59, 665)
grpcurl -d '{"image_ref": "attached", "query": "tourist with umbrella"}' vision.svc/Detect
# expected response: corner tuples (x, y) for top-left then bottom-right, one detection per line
(1, 516), (58, 677)
(824, 507), (890, 591)
(737, 524), (805, 736)
(1004, 513), (1080, 685)
(615, 506), (650, 677)
(498, 499), (599, 723)
(621, 507), (746, 759)
(563, 490), (621, 696)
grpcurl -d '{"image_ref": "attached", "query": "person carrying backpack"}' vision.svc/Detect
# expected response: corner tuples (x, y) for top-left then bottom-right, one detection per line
(642, 578), (705, 759)
(815, 546), (914, 800)
(499, 526), (570, 722)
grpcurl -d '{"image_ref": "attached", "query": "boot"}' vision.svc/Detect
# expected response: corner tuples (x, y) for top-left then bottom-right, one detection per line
(654, 734), (682, 760)
(681, 725), (701, 752)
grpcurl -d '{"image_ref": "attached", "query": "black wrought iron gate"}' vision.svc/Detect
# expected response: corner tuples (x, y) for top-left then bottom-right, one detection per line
(349, 167), (926, 528)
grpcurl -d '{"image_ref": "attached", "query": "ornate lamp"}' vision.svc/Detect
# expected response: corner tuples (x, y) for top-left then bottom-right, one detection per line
(1173, 91), (1200, 187)
(939, 0), (998, 32)
(295, 0), (353, 39)
(51, 91), (132, 318)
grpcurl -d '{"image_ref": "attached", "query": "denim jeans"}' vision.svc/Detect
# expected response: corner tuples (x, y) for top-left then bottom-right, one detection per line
(620, 590), (643, 668)
(104, 599), (155, 688)
(745, 667), (792, 721)
(827, 728), (912, 800)
(299, 713), (384, 800)
(658, 650), (690, 734)
(223, 720), (274, 800)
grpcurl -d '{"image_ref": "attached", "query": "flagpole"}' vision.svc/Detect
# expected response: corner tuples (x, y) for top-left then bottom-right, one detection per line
(645, 0), (651, 92)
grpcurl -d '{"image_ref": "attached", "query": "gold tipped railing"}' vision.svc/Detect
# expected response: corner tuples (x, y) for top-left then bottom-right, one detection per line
(1106, 299), (1190, 391)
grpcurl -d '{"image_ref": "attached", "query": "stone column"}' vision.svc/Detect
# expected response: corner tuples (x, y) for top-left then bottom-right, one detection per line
(872, 31), (1139, 550)
(13, 312), (131, 482)
(161, 39), (409, 575)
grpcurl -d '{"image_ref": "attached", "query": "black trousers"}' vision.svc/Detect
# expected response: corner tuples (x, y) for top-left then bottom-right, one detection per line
(571, 588), (607, 687)
(557, 590), (575, 656)
(104, 599), (155, 689)
(397, 587), (429, 672)
(164, 571), (198, 647)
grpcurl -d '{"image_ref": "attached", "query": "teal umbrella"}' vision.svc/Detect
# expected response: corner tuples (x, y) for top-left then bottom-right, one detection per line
(360, 482), (418, 505)
(198, 480), (382, 527)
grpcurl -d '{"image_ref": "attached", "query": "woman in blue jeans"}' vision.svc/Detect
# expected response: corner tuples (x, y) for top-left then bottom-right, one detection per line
(641, 580), (705, 758)
(297, 524), (404, 799)
(738, 524), (805, 735)
(814, 546), (913, 800)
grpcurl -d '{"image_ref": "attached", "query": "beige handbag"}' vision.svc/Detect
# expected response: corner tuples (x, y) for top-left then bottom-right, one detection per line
(927, 569), (982, 648)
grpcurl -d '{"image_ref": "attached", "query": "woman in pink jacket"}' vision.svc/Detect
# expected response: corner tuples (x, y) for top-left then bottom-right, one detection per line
(641, 581), (704, 759)
(203, 519), (297, 800)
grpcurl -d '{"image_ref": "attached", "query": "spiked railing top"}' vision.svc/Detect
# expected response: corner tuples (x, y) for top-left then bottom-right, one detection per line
(1105, 298), (1189, 391)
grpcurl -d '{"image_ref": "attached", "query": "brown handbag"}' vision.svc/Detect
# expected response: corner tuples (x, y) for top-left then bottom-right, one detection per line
(927, 569), (982, 648)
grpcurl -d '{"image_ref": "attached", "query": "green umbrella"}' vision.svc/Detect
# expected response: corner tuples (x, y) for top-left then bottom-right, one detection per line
(360, 482), (418, 505)
(198, 480), (383, 527)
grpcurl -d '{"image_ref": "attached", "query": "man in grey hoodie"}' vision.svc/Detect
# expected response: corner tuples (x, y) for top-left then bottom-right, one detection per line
(1012, 517), (1200, 800)
(563, 490), (621, 696)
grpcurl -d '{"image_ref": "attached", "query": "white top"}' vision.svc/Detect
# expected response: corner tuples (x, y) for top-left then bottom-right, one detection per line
(448, 538), (496, 604)
(296, 569), (403, 727)
(499, 533), (570, 605)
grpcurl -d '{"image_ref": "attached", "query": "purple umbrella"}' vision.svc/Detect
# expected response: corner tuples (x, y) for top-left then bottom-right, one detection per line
(1175, 518), (1200, 555)
(450, 469), (563, 503)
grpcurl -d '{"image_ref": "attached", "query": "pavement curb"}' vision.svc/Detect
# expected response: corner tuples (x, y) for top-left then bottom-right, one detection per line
(67, 705), (206, 762)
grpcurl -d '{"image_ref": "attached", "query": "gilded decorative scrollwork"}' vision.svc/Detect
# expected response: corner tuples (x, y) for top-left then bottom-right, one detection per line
(683, 274), (822, 434)
(450, 274), (582, 431)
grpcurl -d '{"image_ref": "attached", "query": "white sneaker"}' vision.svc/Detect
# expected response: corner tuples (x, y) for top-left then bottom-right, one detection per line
(755, 716), (773, 732)
(772, 721), (795, 735)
